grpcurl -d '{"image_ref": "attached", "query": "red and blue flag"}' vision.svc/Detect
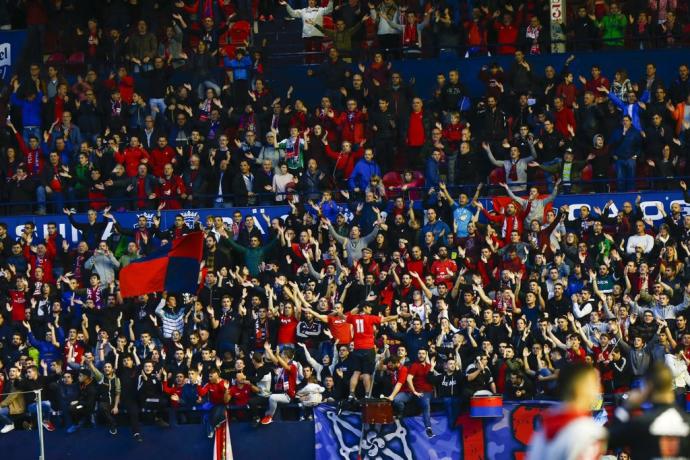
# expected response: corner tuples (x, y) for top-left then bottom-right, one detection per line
(119, 231), (204, 297)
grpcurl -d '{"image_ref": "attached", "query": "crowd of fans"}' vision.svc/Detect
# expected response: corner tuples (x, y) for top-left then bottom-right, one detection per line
(0, 1), (690, 215)
(0, 1), (690, 458)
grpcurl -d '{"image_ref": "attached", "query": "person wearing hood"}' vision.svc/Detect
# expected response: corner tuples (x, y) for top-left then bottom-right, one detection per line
(65, 368), (99, 433)
(587, 134), (610, 192)
(530, 149), (589, 193)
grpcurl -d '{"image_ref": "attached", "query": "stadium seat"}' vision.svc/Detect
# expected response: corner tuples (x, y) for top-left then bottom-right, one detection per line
(488, 167), (506, 185)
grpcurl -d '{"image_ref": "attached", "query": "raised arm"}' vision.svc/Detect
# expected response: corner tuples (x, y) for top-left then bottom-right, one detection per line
(482, 142), (504, 167)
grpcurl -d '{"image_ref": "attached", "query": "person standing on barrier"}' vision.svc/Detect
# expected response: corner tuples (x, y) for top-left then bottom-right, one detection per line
(118, 353), (144, 441)
(346, 302), (398, 400)
(609, 115), (643, 192)
(91, 361), (120, 435)
(65, 368), (98, 434)
(17, 365), (55, 431)
(197, 368), (231, 437)
(260, 342), (298, 425)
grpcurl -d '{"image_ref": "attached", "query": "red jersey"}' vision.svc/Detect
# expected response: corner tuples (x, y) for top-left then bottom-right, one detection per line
(197, 379), (230, 406)
(567, 347), (587, 363)
(275, 362), (298, 398)
(430, 259), (457, 289)
(162, 381), (183, 408)
(327, 315), (352, 344)
(408, 362), (433, 393)
(277, 315), (298, 345)
(63, 340), (85, 364)
(229, 384), (252, 406)
(9, 290), (26, 321)
(346, 313), (381, 350)
(392, 365), (409, 390)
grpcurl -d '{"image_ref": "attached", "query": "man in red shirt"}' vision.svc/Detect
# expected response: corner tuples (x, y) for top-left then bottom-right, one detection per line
(383, 355), (409, 402)
(275, 301), (300, 348)
(346, 302), (398, 399)
(304, 302), (353, 345)
(229, 371), (259, 421)
(391, 348), (435, 437)
(155, 163), (187, 209)
(261, 342), (298, 425)
(405, 98), (432, 170)
(429, 246), (457, 290)
(115, 136), (149, 177)
(197, 368), (231, 438)
(149, 136), (179, 177)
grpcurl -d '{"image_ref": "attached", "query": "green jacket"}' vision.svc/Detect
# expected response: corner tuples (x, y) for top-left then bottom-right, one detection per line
(224, 237), (279, 277)
(315, 22), (362, 54)
(597, 13), (627, 46)
(539, 159), (587, 193)
(73, 163), (91, 191)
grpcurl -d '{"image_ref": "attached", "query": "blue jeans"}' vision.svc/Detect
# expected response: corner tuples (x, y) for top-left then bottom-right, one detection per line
(393, 392), (432, 428)
(27, 401), (52, 423)
(149, 98), (166, 118)
(214, 200), (233, 209)
(441, 396), (461, 426)
(37, 187), (66, 212)
(615, 158), (636, 192)
(0, 407), (12, 426)
(203, 404), (227, 437)
(132, 62), (153, 73)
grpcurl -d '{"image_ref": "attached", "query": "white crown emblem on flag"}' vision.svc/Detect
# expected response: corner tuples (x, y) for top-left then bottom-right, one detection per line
(134, 212), (155, 228)
(181, 210), (199, 228)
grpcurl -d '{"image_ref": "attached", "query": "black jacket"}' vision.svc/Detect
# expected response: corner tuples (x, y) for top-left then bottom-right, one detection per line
(77, 379), (99, 414)
(430, 370), (464, 397)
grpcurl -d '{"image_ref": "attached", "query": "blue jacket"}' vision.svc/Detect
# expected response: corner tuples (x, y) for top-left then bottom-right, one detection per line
(10, 91), (43, 127)
(425, 157), (441, 190)
(28, 328), (65, 366)
(420, 219), (451, 246)
(348, 159), (381, 191)
(609, 125), (643, 160)
(608, 92), (644, 131)
(224, 56), (252, 81)
(320, 200), (339, 222)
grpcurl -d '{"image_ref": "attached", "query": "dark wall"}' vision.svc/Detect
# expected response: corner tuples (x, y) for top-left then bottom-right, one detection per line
(264, 48), (687, 106)
(3, 422), (315, 460)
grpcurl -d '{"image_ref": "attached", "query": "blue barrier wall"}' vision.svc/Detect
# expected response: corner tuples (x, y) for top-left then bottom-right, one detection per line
(3, 422), (315, 460)
(5, 190), (687, 244)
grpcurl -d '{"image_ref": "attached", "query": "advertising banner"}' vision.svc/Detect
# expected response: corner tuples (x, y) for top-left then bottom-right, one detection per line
(314, 401), (560, 460)
(3, 190), (686, 245)
(0, 30), (28, 81)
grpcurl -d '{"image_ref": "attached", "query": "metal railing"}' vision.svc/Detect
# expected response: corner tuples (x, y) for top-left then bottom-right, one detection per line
(2, 173), (686, 216)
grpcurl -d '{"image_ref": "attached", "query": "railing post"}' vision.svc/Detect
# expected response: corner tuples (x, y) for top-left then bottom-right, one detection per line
(36, 389), (46, 460)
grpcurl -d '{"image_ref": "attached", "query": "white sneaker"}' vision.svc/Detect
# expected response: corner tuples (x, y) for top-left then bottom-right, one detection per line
(1, 424), (14, 434)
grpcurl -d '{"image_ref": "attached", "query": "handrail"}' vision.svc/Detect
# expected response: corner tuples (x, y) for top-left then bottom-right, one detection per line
(3, 173), (687, 216)
(261, 33), (684, 61)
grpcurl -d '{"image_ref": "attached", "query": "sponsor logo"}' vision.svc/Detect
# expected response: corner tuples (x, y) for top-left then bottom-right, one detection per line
(0, 43), (10, 80)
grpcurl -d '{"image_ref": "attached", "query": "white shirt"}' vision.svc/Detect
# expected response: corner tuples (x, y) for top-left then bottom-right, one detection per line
(665, 354), (690, 390)
(286, 1), (333, 38)
(626, 233), (655, 254)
